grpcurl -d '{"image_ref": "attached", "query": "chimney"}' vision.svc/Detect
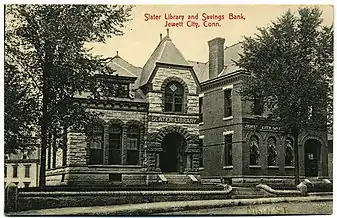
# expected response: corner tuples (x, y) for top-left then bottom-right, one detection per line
(160, 33), (163, 41)
(208, 37), (225, 79)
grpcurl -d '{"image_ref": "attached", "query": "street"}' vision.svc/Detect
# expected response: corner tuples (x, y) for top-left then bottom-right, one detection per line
(158, 201), (333, 215)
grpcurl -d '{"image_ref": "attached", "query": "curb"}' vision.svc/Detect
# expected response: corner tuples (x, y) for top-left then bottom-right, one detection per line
(7, 195), (332, 216)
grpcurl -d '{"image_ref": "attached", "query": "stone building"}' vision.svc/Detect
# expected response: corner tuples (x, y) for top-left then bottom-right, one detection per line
(199, 38), (329, 186)
(45, 30), (329, 186)
(46, 30), (205, 186)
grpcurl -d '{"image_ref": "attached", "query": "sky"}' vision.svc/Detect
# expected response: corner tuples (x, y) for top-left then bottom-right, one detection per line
(89, 5), (334, 67)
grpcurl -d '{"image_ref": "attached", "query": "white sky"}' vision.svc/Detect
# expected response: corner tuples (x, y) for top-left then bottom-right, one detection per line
(88, 5), (334, 67)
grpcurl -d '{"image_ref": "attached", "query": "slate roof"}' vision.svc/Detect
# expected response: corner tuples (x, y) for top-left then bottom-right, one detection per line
(218, 42), (243, 77)
(108, 36), (244, 89)
(139, 34), (191, 87)
(107, 54), (140, 78)
(188, 60), (209, 83)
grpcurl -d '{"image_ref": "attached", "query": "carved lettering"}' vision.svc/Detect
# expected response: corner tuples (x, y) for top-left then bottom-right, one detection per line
(149, 115), (199, 124)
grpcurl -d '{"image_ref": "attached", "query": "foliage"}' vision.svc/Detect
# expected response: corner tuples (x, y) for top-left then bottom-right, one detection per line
(235, 7), (333, 184)
(236, 7), (333, 134)
(5, 4), (133, 150)
(4, 59), (39, 154)
(5, 4), (133, 187)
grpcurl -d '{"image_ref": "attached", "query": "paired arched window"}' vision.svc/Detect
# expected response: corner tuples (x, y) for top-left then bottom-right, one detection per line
(249, 135), (260, 165)
(108, 124), (122, 165)
(88, 123), (104, 165)
(285, 138), (294, 166)
(267, 137), (277, 166)
(126, 125), (140, 165)
(164, 81), (184, 112)
(88, 122), (142, 166)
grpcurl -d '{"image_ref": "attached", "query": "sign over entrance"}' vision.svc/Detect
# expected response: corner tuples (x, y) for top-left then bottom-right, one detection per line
(244, 123), (282, 131)
(149, 115), (199, 124)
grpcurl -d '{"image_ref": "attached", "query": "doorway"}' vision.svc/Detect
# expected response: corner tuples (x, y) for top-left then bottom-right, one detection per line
(160, 132), (187, 173)
(304, 139), (321, 177)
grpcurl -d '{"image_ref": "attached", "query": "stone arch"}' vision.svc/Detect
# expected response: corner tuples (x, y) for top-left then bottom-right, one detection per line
(160, 76), (189, 113)
(244, 130), (263, 143)
(300, 134), (326, 147)
(154, 125), (194, 146)
(125, 120), (145, 131)
(107, 119), (125, 128)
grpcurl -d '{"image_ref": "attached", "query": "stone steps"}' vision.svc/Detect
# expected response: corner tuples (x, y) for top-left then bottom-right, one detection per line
(160, 174), (200, 184)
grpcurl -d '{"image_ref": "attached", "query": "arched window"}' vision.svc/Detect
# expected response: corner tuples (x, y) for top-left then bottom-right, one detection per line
(109, 124), (122, 165)
(88, 123), (104, 165)
(249, 135), (260, 165)
(285, 138), (294, 166)
(126, 125), (140, 165)
(267, 137), (277, 166)
(164, 82), (184, 112)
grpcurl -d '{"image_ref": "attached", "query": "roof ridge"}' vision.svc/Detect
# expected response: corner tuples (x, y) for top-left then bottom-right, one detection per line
(225, 41), (242, 49)
(113, 61), (137, 77)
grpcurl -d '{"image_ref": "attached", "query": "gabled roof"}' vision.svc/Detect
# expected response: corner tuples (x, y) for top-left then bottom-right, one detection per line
(107, 54), (140, 78)
(139, 34), (191, 87)
(218, 42), (243, 77)
(188, 60), (209, 83)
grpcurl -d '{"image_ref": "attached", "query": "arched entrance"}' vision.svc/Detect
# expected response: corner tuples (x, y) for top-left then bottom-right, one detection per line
(160, 132), (187, 173)
(304, 139), (321, 177)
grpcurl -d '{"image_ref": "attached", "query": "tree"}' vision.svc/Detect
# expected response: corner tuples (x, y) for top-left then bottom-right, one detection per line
(236, 7), (333, 185)
(5, 5), (133, 188)
(4, 59), (39, 154)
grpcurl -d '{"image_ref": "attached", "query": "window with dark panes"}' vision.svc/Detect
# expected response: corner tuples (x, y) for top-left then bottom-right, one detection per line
(126, 125), (140, 165)
(249, 136), (260, 165)
(199, 97), (203, 123)
(12, 165), (18, 178)
(89, 124), (104, 165)
(24, 182), (31, 188)
(199, 138), (204, 168)
(24, 165), (31, 178)
(164, 82), (184, 112)
(4, 166), (7, 178)
(253, 96), (263, 116)
(104, 80), (130, 98)
(224, 134), (233, 166)
(109, 125), (122, 165)
(224, 89), (232, 117)
(285, 138), (294, 166)
(267, 137), (277, 166)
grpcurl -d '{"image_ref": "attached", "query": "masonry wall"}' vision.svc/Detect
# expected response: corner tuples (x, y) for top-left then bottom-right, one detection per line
(66, 108), (148, 166)
(200, 79), (243, 178)
(146, 65), (200, 172)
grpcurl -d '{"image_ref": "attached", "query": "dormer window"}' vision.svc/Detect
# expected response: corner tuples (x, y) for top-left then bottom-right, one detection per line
(103, 81), (130, 98)
(164, 81), (184, 112)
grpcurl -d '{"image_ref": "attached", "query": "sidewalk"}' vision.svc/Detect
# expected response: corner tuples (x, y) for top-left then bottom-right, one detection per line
(8, 195), (333, 216)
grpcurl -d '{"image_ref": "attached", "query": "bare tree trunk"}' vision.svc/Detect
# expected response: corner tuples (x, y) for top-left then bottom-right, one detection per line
(39, 41), (54, 189)
(39, 70), (48, 189)
(293, 131), (300, 185)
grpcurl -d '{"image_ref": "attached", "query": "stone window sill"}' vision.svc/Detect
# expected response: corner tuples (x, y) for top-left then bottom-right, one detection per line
(198, 167), (204, 171)
(249, 165), (261, 169)
(88, 165), (142, 168)
(223, 116), (233, 121)
(285, 166), (295, 169)
(223, 166), (233, 169)
(199, 122), (204, 126)
(267, 166), (279, 169)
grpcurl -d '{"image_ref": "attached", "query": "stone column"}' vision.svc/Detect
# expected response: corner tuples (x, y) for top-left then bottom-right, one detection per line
(155, 153), (161, 171)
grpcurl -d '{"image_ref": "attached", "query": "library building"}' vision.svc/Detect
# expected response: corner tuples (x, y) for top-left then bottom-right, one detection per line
(45, 29), (329, 186)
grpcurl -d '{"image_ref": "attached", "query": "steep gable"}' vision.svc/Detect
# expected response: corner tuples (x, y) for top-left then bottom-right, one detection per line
(139, 32), (191, 87)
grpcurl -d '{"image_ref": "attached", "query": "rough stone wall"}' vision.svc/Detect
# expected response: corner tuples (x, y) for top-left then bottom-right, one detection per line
(66, 109), (148, 167)
(146, 66), (200, 172)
